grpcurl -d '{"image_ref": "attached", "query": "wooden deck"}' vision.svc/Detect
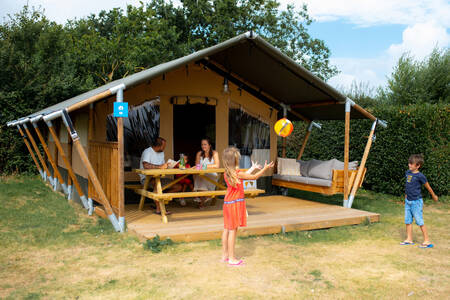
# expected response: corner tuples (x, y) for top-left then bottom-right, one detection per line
(126, 196), (380, 242)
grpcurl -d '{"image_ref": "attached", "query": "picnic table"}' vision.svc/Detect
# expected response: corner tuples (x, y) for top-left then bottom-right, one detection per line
(127, 168), (265, 223)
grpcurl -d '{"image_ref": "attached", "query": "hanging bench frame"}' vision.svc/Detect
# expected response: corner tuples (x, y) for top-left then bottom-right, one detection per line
(272, 99), (387, 208)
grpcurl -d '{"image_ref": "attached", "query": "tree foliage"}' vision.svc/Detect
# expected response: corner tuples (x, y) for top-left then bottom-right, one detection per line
(0, 1), (337, 174)
(379, 48), (450, 105)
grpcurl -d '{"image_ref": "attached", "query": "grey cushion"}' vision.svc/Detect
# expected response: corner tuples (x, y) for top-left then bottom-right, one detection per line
(331, 159), (358, 170)
(308, 159), (335, 180)
(272, 174), (332, 187)
(298, 160), (310, 177)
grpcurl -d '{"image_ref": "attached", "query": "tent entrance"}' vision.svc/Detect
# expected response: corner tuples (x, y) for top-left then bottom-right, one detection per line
(173, 103), (215, 165)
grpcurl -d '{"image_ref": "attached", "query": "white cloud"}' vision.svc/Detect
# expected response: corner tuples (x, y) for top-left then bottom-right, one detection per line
(387, 21), (450, 60)
(327, 57), (391, 91)
(281, 0), (450, 28)
(278, 0), (450, 90)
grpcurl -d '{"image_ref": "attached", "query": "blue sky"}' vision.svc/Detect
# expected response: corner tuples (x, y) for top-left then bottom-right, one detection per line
(309, 22), (406, 59)
(1, 0), (449, 92)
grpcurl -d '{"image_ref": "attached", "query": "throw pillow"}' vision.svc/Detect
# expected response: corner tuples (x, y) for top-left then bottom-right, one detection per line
(298, 160), (310, 177)
(277, 157), (301, 176)
(308, 159), (335, 180)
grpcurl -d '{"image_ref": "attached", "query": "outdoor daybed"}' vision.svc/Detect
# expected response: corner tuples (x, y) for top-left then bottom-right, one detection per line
(273, 158), (366, 196)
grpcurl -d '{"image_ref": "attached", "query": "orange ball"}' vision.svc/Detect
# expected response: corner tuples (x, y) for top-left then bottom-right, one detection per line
(274, 118), (293, 137)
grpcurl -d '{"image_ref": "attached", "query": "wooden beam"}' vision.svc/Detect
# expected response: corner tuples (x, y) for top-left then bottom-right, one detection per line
(23, 124), (52, 180)
(291, 101), (337, 109)
(87, 104), (94, 201)
(117, 116), (125, 222)
(353, 103), (376, 121)
(139, 176), (150, 211)
(71, 136), (116, 218)
(200, 59), (310, 122)
(343, 108), (350, 204)
(67, 130), (73, 187)
(297, 125), (311, 160)
(32, 124), (66, 187)
(198, 174), (227, 190)
(67, 89), (112, 113)
(17, 126), (42, 175)
(348, 121), (377, 207)
(46, 122), (85, 201)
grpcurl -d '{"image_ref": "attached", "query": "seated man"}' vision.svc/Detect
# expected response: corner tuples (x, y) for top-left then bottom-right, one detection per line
(139, 137), (182, 215)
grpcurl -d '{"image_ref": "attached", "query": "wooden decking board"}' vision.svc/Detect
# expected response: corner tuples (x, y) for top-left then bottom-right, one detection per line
(125, 195), (380, 242)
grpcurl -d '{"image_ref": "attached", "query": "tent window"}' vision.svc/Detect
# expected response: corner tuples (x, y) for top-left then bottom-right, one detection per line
(107, 99), (160, 170)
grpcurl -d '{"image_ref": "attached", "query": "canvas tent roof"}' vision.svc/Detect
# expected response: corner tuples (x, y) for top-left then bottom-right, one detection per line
(14, 32), (378, 122)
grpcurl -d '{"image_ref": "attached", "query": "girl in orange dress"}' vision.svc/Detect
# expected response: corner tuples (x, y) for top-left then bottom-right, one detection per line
(222, 147), (274, 266)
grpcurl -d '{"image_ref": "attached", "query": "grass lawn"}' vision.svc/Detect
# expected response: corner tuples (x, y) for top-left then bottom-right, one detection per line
(0, 176), (449, 299)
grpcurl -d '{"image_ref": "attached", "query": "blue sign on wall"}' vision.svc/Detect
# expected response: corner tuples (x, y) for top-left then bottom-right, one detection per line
(113, 102), (128, 117)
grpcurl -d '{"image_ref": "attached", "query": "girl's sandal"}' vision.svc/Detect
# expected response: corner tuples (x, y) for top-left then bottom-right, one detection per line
(228, 259), (244, 266)
(418, 243), (434, 248)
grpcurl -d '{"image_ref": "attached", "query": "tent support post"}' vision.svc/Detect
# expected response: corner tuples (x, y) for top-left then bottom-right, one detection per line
(281, 104), (288, 158)
(61, 109), (121, 232)
(31, 118), (68, 194)
(22, 122), (52, 183)
(116, 87), (126, 232)
(348, 120), (378, 208)
(16, 125), (43, 178)
(343, 100), (354, 207)
(297, 122), (321, 160)
(45, 120), (88, 207)
(67, 130), (73, 200)
(87, 104), (95, 215)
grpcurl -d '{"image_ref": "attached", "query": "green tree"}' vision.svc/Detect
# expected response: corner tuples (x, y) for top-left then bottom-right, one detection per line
(1, 1), (338, 174)
(379, 48), (450, 105)
(149, 0), (337, 80)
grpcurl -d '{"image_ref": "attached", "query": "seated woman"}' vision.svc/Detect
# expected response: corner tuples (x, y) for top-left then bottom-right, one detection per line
(193, 138), (220, 209)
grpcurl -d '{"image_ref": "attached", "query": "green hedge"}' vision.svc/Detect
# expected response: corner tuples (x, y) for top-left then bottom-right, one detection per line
(280, 103), (449, 196)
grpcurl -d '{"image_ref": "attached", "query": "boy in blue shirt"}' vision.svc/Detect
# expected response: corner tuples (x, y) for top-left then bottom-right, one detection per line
(400, 154), (438, 248)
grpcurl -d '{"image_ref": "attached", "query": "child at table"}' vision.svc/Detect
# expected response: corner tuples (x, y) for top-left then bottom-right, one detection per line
(175, 154), (193, 206)
(221, 147), (274, 266)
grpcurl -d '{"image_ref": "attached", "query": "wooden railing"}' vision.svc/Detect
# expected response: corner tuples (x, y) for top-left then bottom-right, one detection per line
(88, 141), (119, 211)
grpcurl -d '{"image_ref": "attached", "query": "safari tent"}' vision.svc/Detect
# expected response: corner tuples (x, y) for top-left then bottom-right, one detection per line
(7, 32), (386, 238)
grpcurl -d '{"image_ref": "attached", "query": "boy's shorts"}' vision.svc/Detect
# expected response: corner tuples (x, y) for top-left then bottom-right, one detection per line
(405, 198), (424, 226)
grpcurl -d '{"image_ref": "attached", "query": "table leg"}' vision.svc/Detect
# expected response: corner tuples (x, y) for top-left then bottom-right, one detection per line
(155, 177), (168, 223)
(139, 176), (150, 211)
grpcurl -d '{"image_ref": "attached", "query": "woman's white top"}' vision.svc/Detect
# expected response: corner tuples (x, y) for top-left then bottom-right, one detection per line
(194, 155), (218, 191)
